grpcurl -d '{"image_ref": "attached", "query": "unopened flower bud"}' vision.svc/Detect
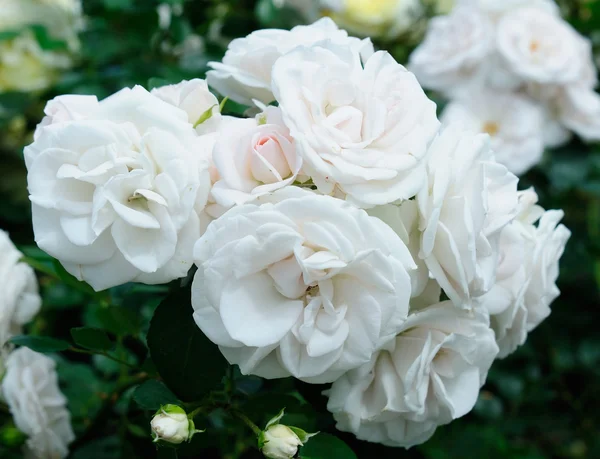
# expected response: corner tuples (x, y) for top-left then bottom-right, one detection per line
(151, 405), (201, 445)
(260, 424), (302, 459)
(258, 408), (318, 459)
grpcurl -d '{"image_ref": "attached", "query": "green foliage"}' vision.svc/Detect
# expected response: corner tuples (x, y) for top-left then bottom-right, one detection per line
(133, 380), (181, 411)
(299, 433), (357, 459)
(1, 1), (600, 458)
(9, 335), (71, 353)
(147, 287), (229, 402)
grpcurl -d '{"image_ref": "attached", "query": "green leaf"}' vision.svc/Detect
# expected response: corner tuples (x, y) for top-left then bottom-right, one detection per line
(265, 408), (286, 428)
(193, 104), (217, 128)
(133, 380), (181, 411)
(0, 30), (21, 42)
(289, 427), (318, 444)
(71, 436), (121, 459)
(10, 335), (71, 353)
(29, 25), (68, 51)
(299, 433), (357, 459)
(71, 327), (113, 352)
(147, 288), (229, 402)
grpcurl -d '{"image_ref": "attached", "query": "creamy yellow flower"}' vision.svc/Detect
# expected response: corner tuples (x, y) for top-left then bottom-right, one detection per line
(0, 32), (70, 92)
(323, 0), (422, 39)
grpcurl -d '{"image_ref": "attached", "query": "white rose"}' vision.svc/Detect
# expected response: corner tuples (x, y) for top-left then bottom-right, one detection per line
(408, 7), (494, 95)
(208, 107), (302, 217)
(557, 85), (600, 141)
(0, 231), (41, 347)
(192, 187), (417, 383)
(0, 31), (71, 93)
(441, 90), (546, 175)
(272, 43), (439, 208)
(326, 302), (498, 449)
(368, 200), (430, 297)
(321, 0), (422, 39)
(25, 86), (211, 291)
(34, 94), (98, 139)
(476, 189), (570, 357)
(151, 79), (222, 135)
(260, 424), (303, 459)
(417, 126), (519, 308)
(496, 7), (587, 85)
(1, 348), (75, 459)
(206, 18), (374, 106)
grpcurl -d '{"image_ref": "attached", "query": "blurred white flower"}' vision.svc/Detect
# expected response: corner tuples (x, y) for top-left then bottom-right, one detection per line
(417, 126), (519, 308)
(496, 7), (586, 85)
(409, 7), (494, 95)
(1, 348), (74, 459)
(441, 90), (546, 175)
(192, 187), (417, 383)
(273, 43), (439, 208)
(206, 18), (373, 106)
(326, 302), (498, 448)
(25, 86), (212, 291)
(0, 231), (41, 348)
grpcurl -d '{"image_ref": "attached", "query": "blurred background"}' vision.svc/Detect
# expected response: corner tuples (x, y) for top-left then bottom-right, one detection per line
(1, 1), (599, 458)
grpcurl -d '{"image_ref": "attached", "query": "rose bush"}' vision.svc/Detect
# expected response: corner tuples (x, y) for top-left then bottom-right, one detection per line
(0, 2), (585, 459)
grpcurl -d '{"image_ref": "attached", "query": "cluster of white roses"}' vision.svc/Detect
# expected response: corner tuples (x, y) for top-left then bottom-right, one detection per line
(25, 18), (570, 449)
(410, 0), (600, 175)
(0, 0), (82, 93)
(0, 230), (74, 458)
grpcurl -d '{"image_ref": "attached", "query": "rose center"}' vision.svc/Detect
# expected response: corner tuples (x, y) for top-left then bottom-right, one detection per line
(482, 121), (500, 137)
(250, 135), (292, 184)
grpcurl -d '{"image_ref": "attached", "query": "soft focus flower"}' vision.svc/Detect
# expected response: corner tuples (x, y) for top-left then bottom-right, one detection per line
(0, 0), (82, 92)
(477, 189), (570, 357)
(496, 7), (587, 85)
(417, 126), (519, 308)
(24, 86), (212, 291)
(0, 231), (41, 348)
(208, 107), (302, 217)
(0, 32), (71, 93)
(411, 0), (600, 157)
(441, 90), (546, 175)
(321, 0), (422, 40)
(192, 187), (417, 383)
(408, 7), (494, 95)
(272, 43), (439, 208)
(1, 347), (75, 459)
(206, 18), (373, 106)
(151, 404), (201, 445)
(326, 302), (498, 448)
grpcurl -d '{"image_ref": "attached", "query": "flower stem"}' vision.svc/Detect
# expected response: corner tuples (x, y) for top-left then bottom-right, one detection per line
(232, 410), (262, 436)
(68, 347), (139, 370)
